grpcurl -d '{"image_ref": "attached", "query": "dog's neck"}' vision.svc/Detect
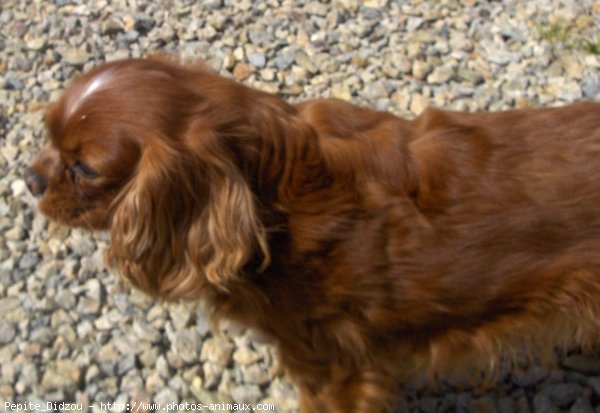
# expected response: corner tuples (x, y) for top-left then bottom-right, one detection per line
(211, 83), (332, 210)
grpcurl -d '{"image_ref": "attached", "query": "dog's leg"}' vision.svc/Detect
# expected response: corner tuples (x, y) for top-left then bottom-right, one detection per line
(297, 368), (395, 413)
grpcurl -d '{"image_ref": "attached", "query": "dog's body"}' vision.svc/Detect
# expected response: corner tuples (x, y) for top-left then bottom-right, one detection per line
(27, 58), (600, 412)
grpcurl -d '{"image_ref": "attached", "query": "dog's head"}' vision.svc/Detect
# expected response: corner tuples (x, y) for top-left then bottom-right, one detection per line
(26, 58), (269, 298)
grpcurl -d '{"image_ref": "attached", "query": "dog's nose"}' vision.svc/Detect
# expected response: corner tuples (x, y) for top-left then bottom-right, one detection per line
(24, 169), (47, 197)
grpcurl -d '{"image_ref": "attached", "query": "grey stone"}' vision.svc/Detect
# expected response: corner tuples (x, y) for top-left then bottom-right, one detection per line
(4, 225), (25, 241)
(18, 251), (39, 270)
(541, 383), (582, 408)
(533, 394), (559, 413)
(40, 360), (81, 391)
(497, 397), (515, 413)
(562, 355), (600, 375)
(61, 49), (91, 66)
(588, 376), (600, 397)
(4, 74), (24, 91)
(469, 397), (498, 413)
(305, 1), (328, 16)
(203, 362), (223, 389)
(195, 309), (211, 337)
(122, 30), (140, 44)
(120, 370), (143, 392)
(294, 51), (318, 74)
(139, 346), (159, 368)
(116, 354), (136, 375)
(412, 60), (432, 80)
(484, 47), (514, 66)
(0, 297), (26, 323)
(191, 386), (232, 405)
(248, 25), (273, 47)
(569, 396), (594, 413)
(147, 304), (168, 321)
(201, 337), (233, 365)
(103, 19), (124, 36)
(456, 393), (472, 413)
(172, 328), (201, 364)
(514, 396), (531, 413)
(582, 79), (600, 100)
(113, 334), (146, 356)
(134, 14), (155, 34)
(26, 37), (47, 51)
(133, 320), (161, 343)
(275, 47), (297, 70)
(168, 302), (193, 330)
(145, 371), (165, 394)
(0, 319), (16, 345)
(428, 64), (455, 84)
(154, 387), (178, 406)
(248, 52), (267, 68)
(48, 287), (68, 312)
(233, 345), (261, 365)
(231, 384), (263, 405)
(18, 362), (39, 389)
(241, 363), (270, 386)
(77, 278), (102, 315)
(362, 80), (392, 100)
(512, 366), (549, 387)
(420, 396), (438, 413)
(68, 230), (96, 257)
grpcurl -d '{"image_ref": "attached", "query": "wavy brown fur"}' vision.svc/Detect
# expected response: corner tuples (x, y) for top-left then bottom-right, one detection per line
(27, 57), (600, 412)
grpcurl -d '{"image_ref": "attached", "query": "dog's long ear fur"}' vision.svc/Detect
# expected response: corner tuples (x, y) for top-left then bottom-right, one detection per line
(106, 132), (270, 300)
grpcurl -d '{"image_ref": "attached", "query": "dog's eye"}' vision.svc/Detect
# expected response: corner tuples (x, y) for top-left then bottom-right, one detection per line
(69, 161), (99, 180)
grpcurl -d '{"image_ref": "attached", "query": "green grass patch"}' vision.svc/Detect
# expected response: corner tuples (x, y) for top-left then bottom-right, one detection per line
(536, 22), (600, 55)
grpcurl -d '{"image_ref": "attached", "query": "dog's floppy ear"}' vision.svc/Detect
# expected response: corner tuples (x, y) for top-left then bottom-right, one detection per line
(186, 129), (271, 288)
(107, 134), (270, 299)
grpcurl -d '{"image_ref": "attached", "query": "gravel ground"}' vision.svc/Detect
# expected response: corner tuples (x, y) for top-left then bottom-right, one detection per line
(1, 0), (600, 412)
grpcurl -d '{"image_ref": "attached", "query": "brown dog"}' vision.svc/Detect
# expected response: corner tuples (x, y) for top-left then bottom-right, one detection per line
(26, 57), (600, 412)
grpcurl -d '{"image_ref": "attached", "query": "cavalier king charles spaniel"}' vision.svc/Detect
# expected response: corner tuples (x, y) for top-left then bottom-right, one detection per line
(26, 57), (600, 412)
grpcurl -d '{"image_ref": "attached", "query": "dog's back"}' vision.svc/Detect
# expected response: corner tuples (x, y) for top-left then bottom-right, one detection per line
(294, 99), (600, 377)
